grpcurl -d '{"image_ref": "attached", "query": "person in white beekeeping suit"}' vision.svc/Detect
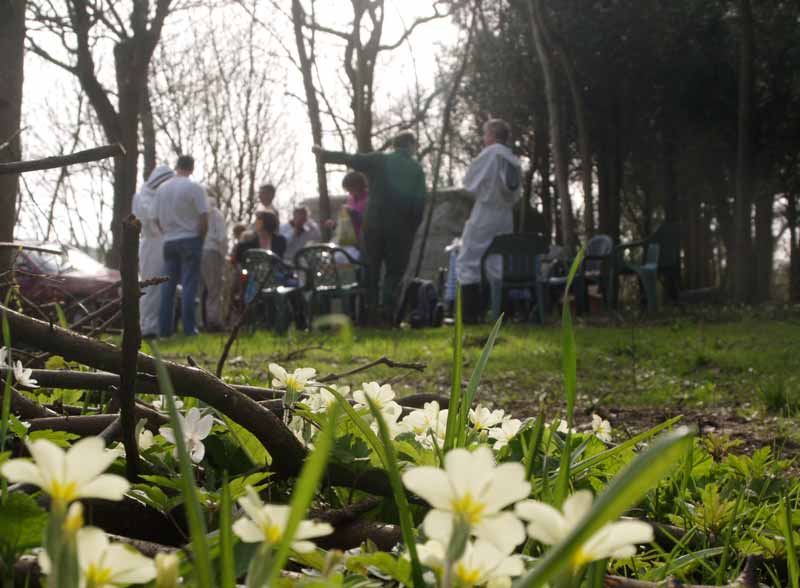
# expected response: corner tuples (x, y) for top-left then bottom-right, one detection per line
(132, 165), (175, 338)
(455, 118), (522, 323)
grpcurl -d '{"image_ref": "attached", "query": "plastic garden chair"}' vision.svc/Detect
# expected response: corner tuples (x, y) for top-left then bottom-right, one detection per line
(241, 249), (304, 334)
(479, 233), (548, 322)
(608, 241), (661, 314)
(293, 243), (367, 327)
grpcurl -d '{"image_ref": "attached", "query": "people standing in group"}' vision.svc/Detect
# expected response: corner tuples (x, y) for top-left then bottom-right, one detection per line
(314, 131), (426, 325)
(155, 155), (208, 337)
(132, 165), (175, 339)
(201, 195), (227, 332)
(455, 119), (522, 323)
(282, 206), (321, 262)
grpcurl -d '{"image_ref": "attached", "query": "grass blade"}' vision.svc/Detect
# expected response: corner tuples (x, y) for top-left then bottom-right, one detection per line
(524, 413), (546, 483)
(444, 284), (463, 452)
(365, 397), (426, 588)
(513, 426), (694, 588)
(264, 402), (341, 587)
(782, 494), (799, 588)
(457, 314), (503, 447)
(150, 342), (214, 588)
(219, 472), (236, 588)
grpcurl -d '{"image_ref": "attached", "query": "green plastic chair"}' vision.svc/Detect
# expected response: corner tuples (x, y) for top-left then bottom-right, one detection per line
(608, 241), (661, 314)
(479, 233), (548, 322)
(293, 243), (367, 327)
(242, 249), (304, 334)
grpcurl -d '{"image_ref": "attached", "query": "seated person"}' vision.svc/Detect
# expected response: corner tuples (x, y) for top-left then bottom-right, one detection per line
(324, 171), (368, 262)
(234, 211), (286, 263)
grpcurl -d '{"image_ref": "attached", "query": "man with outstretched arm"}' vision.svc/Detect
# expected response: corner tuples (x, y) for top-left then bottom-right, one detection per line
(313, 132), (426, 325)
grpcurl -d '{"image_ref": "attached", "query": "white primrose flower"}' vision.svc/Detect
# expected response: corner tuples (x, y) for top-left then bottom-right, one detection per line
(114, 428), (154, 458)
(487, 419), (523, 450)
(515, 490), (653, 568)
(155, 552), (181, 588)
(304, 388), (339, 414)
(269, 363), (317, 397)
(469, 406), (506, 431)
(555, 419), (576, 434)
(159, 407), (214, 463)
(416, 539), (524, 588)
(371, 405), (410, 439)
(402, 446), (529, 553)
(401, 401), (447, 448)
(0, 437), (129, 503)
(40, 526), (156, 588)
(353, 381), (403, 420)
(233, 486), (333, 552)
(13, 360), (38, 388)
(152, 396), (184, 412)
(591, 414), (612, 443)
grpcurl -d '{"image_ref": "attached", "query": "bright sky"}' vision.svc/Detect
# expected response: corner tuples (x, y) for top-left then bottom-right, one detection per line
(18, 1), (462, 247)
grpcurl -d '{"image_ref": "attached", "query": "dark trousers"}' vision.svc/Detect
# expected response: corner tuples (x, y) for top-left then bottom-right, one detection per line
(362, 217), (418, 322)
(159, 237), (202, 337)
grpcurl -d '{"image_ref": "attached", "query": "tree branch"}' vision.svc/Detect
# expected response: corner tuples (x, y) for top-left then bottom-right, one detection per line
(0, 143), (125, 175)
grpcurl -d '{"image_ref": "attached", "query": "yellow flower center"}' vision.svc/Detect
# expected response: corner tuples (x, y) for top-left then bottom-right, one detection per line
(261, 522), (283, 544)
(86, 564), (113, 587)
(50, 480), (79, 503)
(285, 376), (301, 394)
(454, 562), (482, 586)
(450, 493), (486, 526)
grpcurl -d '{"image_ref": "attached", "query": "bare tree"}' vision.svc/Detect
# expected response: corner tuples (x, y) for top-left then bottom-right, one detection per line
(0, 0), (26, 274)
(148, 3), (297, 224)
(27, 0), (176, 267)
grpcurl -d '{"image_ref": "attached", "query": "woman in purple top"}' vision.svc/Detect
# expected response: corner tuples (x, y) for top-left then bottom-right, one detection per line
(342, 171), (369, 240)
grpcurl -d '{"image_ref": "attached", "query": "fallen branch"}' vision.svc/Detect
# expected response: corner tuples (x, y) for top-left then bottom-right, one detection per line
(605, 556), (764, 588)
(318, 355), (426, 383)
(3, 305), (393, 496)
(27, 408), (167, 438)
(0, 384), (59, 419)
(0, 143), (125, 175)
(119, 216), (142, 480)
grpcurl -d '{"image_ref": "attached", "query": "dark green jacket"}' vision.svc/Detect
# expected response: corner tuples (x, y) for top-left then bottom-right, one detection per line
(321, 149), (426, 227)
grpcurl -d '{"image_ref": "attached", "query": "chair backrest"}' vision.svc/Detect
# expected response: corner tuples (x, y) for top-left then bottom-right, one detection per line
(481, 232), (548, 286)
(645, 242), (661, 267)
(293, 243), (360, 290)
(650, 222), (682, 271)
(585, 234), (613, 273)
(242, 249), (291, 293)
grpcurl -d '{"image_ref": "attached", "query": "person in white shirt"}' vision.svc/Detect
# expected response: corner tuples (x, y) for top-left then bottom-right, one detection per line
(282, 206), (321, 262)
(201, 195), (227, 331)
(155, 155), (208, 337)
(455, 119), (522, 323)
(132, 165), (174, 338)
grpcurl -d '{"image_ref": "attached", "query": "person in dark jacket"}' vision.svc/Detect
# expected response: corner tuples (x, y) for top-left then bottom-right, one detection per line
(234, 211), (286, 264)
(313, 131), (426, 324)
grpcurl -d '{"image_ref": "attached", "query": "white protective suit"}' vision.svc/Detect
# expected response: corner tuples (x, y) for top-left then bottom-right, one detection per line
(132, 165), (175, 336)
(456, 143), (522, 285)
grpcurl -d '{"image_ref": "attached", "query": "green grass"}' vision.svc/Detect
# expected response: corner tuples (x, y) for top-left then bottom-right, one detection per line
(151, 315), (800, 427)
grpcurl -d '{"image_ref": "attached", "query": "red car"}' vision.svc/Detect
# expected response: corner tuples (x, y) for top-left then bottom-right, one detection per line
(8, 242), (121, 324)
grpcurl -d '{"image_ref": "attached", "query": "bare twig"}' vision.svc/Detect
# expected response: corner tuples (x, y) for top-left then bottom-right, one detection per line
(0, 143), (125, 175)
(318, 355), (426, 383)
(604, 556), (766, 588)
(119, 216), (142, 480)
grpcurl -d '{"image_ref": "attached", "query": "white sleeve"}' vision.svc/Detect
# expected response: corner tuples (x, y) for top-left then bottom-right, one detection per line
(195, 185), (208, 214)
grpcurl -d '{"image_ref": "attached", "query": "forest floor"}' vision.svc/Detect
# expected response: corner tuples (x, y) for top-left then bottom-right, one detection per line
(153, 305), (800, 461)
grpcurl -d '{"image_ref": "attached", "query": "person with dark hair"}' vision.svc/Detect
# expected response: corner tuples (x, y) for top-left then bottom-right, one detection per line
(256, 183), (279, 220)
(456, 119), (522, 323)
(313, 131), (426, 324)
(155, 154), (208, 336)
(234, 210), (286, 263)
(132, 164), (175, 338)
(324, 171), (369, 244)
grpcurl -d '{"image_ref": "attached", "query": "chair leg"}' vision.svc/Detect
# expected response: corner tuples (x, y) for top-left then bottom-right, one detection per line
(639, 270), (659, 314)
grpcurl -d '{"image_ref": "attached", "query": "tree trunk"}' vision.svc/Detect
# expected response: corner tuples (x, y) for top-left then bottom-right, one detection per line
(527, 0), (576, 252)
(0, 0), (26, 275)
(141, 84), (157, 181)
(788, 191), (800, 302)
(536, 115), (553, 246)
(292, 0), (332, 237)
(732, 0), (755, 303)
(753, 191), (773, 302)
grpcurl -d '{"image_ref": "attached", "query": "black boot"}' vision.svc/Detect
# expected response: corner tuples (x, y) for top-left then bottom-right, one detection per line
(461, 284), (483, 324)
